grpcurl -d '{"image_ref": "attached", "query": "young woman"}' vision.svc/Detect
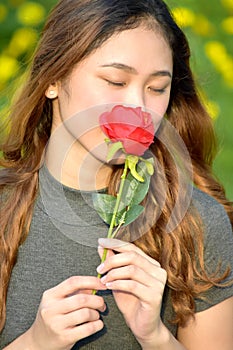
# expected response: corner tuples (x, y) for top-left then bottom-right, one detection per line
(0, 0), (233, 349)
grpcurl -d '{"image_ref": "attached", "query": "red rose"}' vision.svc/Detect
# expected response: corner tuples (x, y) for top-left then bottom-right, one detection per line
(99, 105), (154, 156)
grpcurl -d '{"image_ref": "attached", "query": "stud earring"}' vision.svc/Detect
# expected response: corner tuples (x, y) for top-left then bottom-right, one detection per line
(45, 85), (58, 99)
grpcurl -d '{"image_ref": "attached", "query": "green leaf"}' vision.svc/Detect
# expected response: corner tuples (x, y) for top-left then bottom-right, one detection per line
(127, 155), (144, 182)
(124, 204), (144, 226)
(120, 161), (151, 208)
(106, 141), (123, 161)
(92, 158), (154, 228)
(115, 208), (128, 226)
(92, 193), (117, 225)
(144, 159), (154, 175)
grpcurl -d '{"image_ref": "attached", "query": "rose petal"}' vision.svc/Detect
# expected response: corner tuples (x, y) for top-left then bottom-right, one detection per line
(99, 105), (155, 156)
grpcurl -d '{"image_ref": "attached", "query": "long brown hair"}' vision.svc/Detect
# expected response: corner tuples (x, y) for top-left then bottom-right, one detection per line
(0, 0), (232, 331)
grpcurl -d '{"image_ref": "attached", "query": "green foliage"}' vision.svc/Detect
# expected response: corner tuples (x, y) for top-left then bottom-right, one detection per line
(0, 0), (232, 198)
(121, 159), (152, 208)
(0, 1), (55, 88)
(92, 159), (152, 227)
(166, 0), (233, 199)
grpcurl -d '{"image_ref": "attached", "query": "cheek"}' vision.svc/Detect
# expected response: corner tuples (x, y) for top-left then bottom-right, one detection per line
(60, 105), (115, 163)
(58, 79), (104, 119)
(79, 127), (106, 152)
(67, 73), (121, 112)
(148, 93), (171, 118)
(78, 128), (125, 164)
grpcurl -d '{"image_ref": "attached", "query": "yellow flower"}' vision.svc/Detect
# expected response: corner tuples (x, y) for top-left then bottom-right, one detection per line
(206, 100), (220, 120)
(0, 55), (19, 84)
(192, 15), (215, 36)
(205, 41), (227, 65)
(205, 41), (233, 88)
(7, 28), (38, 57)
(17, 2), (45, 26)
(172, 7), (195, 28)
(221, 0), (233, 11)
(222, 17), (233, 34)
(199, 90), (220, 120)
(0, 4), (7, 22)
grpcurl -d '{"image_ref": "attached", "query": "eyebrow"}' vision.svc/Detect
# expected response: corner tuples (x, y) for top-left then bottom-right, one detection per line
(99, 63), (172, 78)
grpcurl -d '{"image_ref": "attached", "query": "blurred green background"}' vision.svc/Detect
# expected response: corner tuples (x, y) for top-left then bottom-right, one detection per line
(0, 0), (232, 198)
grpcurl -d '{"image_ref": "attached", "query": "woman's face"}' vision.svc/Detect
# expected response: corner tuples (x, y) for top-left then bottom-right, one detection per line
(48, 25), (173, 163)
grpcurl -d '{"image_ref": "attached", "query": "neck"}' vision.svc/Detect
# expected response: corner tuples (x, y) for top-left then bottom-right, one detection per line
(45, 123), (113, 191)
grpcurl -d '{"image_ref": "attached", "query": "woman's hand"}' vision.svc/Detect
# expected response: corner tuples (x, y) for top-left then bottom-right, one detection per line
(97, 238), (168, 348)
(27, 276), (107, 350)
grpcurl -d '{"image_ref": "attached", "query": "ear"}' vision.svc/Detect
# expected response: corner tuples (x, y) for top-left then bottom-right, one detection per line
(45, 83), (58, 99)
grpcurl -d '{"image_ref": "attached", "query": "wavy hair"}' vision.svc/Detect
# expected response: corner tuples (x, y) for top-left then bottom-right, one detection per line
(0, 0), (232, 331)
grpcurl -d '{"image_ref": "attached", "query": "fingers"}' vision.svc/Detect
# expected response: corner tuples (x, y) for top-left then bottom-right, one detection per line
(97, 238), (167, 299)
(100, 264), (160, 288)
(97, 246), (163, 280)
(97, 246), (115, 260)
(67, 319), (104, 343)
(36, 284), (107, 345)
(62, 307), (102, 328)
(45, 276), (107, 299)
(98, 238), (161, 267)
(101, 266), (166, 302)
(31, 276), (107, 348)
(36, 303), (105, 347)
(53, 293), (106, 315)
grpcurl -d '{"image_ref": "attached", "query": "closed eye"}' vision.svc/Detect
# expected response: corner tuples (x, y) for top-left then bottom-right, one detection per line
(148, 86), (166, 94)
(104, 79), (126, 87)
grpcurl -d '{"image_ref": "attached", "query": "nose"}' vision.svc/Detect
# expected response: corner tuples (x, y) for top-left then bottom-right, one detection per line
(122, 86), (146, 109)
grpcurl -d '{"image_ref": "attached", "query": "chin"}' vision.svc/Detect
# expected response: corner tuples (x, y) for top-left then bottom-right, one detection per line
(90, 147), (126, 165)
(108, 156), (126, 165)
(105, 150), (126, 165)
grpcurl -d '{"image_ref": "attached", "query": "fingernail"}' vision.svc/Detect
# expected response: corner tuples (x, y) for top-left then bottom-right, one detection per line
(100, 275), (107, 284)
(106, 282), (112, 289)
(97, 263), (104, 273)
(98, 238), (126, 248)
(98, 238), (108, 246)
(101, 303), (107, 312)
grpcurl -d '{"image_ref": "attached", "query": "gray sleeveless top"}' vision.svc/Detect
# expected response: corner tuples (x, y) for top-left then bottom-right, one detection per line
(0, 165), (233, 349)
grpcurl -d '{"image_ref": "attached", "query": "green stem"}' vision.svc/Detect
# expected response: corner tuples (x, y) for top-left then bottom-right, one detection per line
(101, 158), (128, 262)
(108, 159), (129, 235)
(92, 158), (129, 294)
